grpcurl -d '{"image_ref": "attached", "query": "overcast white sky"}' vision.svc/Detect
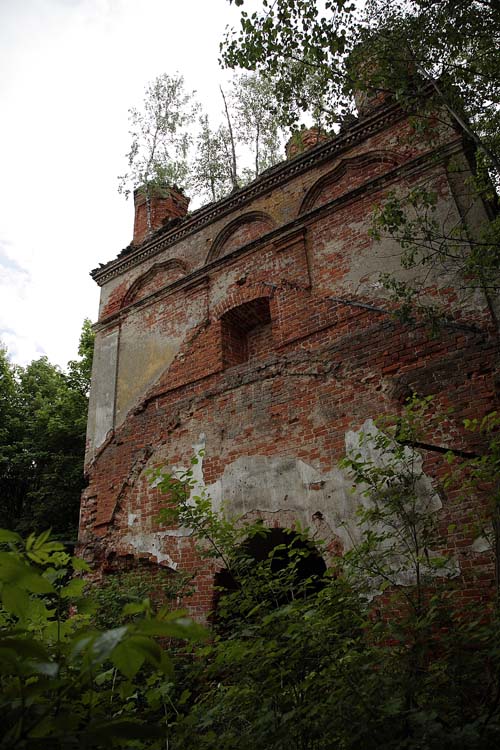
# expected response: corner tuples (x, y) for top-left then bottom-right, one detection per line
(0, 0), (246, 368)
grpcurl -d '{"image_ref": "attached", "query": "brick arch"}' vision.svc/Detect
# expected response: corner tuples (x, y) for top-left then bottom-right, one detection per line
(121, 259), (189, 308)
(233, 509), (343, 564)
(206, 211), (276, 264)
(211, 523), (328, 615)
(299, 150), (404, 215)
(212, 282), (275, 322)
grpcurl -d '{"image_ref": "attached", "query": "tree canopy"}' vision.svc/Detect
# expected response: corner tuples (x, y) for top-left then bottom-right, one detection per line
(0, 320), (94, 540)
(223, 0), (500, 180)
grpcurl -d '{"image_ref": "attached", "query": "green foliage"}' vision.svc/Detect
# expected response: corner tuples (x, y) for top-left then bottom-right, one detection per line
(66, 317), (95, 397)
(359, 0), (500, 178)
(222, 0), (357, 129)
(118, 73), (198, 233)
(173, 579), (380, 750)
(153, 453), (239, 566)
(222, 1), (500, 329)
(191, 72), (285, 202)
(340, 395), (452, 608)
(89, 566), (194, 631)
(230, 72), (284, 179)
(458, 411), (500, 507)
(445, 410), (500, 597)
(222, 1), (500, 173)
(0, 529), (207, 749)
(191, 114), (235, 203)
(0, 320), (95, 539)
(335, 397), (500, 748)
(118, 73), (197, 197)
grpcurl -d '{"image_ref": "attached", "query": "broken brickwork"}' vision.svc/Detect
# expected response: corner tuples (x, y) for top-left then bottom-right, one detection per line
(79, 98), (499, 620)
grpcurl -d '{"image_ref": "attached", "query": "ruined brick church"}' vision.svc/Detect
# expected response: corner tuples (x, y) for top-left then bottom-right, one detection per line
(79, 88), (498, 619)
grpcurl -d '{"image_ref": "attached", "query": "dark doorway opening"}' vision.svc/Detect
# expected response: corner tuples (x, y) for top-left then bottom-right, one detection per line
(212, 527), (327, 622)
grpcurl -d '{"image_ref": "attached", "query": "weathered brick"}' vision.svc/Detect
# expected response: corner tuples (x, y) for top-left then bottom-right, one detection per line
(80, 108), (498, 620)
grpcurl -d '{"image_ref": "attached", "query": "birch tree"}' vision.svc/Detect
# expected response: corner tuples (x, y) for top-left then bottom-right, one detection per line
(192, 114), (234, 203)
(118, 73), (198, 233)
(192, 74), (285, 203)
(231, 72), (283, 180)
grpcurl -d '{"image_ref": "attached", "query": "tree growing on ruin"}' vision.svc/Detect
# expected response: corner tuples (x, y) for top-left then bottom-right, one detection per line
(191, 115), (235, 203)
(118, 73), (198, 234)
(192, 73), (285, 201)
(230, 72), (283, 180)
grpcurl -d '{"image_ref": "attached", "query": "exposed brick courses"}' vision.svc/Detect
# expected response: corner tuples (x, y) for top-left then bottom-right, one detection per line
(80, 109), (499, 619)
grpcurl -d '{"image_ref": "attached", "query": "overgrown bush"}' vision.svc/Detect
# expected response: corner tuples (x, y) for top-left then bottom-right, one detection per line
(1, 401), (499, 748)
(89, 565), (194, 631)
(0, 529), (206, 749)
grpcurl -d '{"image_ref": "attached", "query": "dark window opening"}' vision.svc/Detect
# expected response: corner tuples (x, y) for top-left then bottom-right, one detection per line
(221, 297), (272, 367)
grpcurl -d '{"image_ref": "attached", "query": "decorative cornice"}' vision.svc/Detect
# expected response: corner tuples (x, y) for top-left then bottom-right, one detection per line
(91, 102), (410, 287)
(92, 136), (464, 333)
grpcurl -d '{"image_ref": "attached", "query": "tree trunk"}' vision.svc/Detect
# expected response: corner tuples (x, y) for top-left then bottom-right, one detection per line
(220, 86), (239, 189)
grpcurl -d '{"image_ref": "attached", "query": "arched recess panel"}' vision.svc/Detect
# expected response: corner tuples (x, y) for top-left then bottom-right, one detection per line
(299, 150), (403, 215)
(206, 211), (276, 264)
(121, 259), (188, 308)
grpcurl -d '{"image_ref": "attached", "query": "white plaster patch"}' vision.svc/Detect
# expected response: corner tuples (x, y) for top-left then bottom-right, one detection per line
(345, 419), (460, 586)
(345, 419), (442, 514)
(129, 421), (459, 587)
(471, 534), (492, 553)
(188, 421), (459, 587)
(201, 452), (359, 552)
(122, 531), (178, 570)
(128, 513), (138, 527)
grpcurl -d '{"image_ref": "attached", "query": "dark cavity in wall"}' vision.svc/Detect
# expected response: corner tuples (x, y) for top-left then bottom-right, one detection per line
(212, 527), (327, 621)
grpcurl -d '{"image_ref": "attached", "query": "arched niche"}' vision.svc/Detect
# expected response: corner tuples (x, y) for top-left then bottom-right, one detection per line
(299, 150), (403, 215)
(121, 259), (188, 308)
(220, 296), (273, 367)
(206, 211), (276, 264)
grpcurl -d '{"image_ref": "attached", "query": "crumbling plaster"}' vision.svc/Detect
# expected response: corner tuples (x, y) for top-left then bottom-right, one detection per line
(87, 128), (472, 465)
(118, 421), (458, 587)
(80, 99), (497, 619)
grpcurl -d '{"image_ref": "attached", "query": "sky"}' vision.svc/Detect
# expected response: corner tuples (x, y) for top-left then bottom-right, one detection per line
(0, 0), (246, 368)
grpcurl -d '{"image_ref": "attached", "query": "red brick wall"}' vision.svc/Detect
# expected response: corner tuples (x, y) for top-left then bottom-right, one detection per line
(80, 313), (497, 617)
(81, 106), (498, 621)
